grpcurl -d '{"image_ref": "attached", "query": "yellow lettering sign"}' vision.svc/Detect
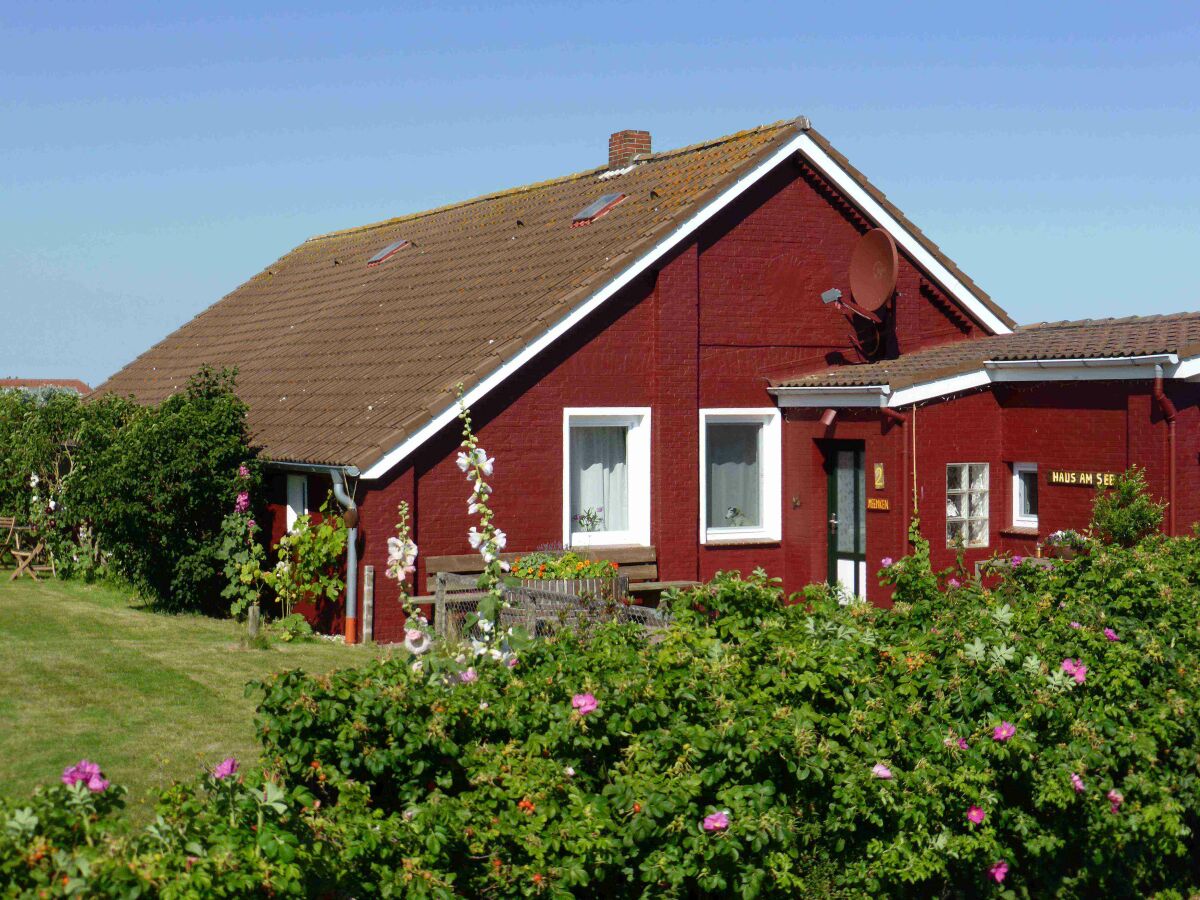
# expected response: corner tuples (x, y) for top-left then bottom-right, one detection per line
(1047, 469), (1117, 488)
(867, 498), (890, 511)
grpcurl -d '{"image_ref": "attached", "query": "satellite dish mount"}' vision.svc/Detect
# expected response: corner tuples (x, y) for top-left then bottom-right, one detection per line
(821, 228), (899, 360)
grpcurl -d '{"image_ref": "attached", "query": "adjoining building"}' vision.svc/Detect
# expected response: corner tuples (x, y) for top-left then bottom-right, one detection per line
(98, 117), (1200, 639)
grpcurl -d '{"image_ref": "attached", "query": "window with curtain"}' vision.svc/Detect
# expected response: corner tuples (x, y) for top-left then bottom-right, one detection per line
(706, 423), (762, 529)
(699, 409), (781, 542)
(568, 425), (629, 533)
(1012, 462), (1038, 529)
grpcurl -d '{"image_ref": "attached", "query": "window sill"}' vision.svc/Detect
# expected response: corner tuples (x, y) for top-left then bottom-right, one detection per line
(999, 527), (1039, 538)
(702, 538), (782, 547)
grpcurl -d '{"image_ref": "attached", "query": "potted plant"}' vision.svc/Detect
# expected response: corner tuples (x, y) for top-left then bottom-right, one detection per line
(509, 550), (624, 601)
(1044, 529), (1087, 560)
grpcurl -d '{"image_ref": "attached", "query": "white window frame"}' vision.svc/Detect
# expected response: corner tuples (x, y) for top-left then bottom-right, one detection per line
(285, 473), (308, 531)
(946, 462), (990, 548)
(1012, 462), (1039, 530)
(698, 408), (782, 544)
(562, 407), (651, 548)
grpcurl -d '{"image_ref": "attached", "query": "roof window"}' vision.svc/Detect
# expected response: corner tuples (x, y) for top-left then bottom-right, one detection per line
(366, 239), (409, 266)
(571, 193), (626, 227)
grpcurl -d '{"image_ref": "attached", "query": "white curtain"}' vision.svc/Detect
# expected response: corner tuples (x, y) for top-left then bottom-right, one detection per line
(570, 426), (629, 531)
(706, 423), (761, 528)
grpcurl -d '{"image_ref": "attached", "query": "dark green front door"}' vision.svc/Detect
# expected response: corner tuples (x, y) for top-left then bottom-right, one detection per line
(826, 443), (866, 600)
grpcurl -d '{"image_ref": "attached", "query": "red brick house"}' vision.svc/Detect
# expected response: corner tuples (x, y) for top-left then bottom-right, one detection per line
(99, 117), (1200, 640)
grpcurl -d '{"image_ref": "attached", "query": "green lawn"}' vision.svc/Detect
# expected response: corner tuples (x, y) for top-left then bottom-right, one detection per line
(0, 577), (390, 816)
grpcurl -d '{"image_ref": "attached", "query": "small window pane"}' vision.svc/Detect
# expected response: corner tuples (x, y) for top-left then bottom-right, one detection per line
(946, 495), (964, 519)
(1018, 470), (1038, 517)
(969, 520), (987, 545)
(570, 426), (629, 532)
(707, 423), (762, 528)
(969, 491), (988, 519)
(947, 465), (965, 491)
(947, 521), (965, 546)
(970, 465), (988, 490)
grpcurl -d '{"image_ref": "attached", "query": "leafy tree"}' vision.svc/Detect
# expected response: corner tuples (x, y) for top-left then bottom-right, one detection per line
(1090, 466), (1165, 546)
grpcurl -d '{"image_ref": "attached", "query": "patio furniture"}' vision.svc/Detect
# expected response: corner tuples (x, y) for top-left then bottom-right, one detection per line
(0, 517), (15, 568)
(10, 540), (54, 581)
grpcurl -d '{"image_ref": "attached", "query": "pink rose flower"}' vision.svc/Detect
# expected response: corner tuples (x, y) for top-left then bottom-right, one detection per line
(213, 757), (239, 780)
(1011, 555), (1024, 566)
(62, 759), (109, 793)
(881, 557), (894, 567)
(947, 577), (961, 588)
(958, 737), (970, 750)
(459, 667), (478, 684)
(702, 810), (730, 832)
(505, 656), (519, 668)
(1070, 621), (1082, 629)
(992, 721), (1016, 742)
(571, 692), (598, 715)
(1104, 627), (1120, 642)
(1108, 789), (1123, 814)
(989, 860), (1009, 883)
(1071, 773), (1085, 793)
(967, 805), (985, 825)
(1061, 658), (1087, 684)
(871, 763), (893, 780)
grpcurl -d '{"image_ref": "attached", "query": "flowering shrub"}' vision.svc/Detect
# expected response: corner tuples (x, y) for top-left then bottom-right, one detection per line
(510, 550), (619, 580)
(261, 498), (348, 619)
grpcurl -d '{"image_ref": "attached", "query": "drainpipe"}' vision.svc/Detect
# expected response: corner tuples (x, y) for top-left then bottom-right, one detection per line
(1153, 366), (1178, 536)
(330, 468), (360, 644)
(880, 407), (910, 549)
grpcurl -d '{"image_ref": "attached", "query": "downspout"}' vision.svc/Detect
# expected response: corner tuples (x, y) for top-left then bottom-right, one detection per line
(1153, 366), (1178, 536)
(880, 407), (910, 550)
(331, 468), (360, 643)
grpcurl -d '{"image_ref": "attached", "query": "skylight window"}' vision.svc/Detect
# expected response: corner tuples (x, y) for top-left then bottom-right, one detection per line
(366, 239), (409, 266)
(571, 193), (626, 227)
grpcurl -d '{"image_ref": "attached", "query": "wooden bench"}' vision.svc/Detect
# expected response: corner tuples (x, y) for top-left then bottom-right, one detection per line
(419, 545), (696, 601)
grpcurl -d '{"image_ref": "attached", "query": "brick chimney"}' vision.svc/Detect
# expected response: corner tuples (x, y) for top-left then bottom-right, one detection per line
(608, 129), (651, 169)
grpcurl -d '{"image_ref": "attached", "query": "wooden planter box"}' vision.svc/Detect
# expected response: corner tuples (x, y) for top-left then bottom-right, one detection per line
(519, 576), (627, 602)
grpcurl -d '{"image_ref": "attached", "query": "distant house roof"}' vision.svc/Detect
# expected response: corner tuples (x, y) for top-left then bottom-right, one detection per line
(96, 117), (1012, 474)
(0, 378), (91, 394)
(771, 313), (1200, 406)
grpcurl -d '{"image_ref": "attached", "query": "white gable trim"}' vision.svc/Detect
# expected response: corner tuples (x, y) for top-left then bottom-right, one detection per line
(771, 353), (1192, 410)
(361, 126), (1007, 480)
(793, 133), (1012, 337)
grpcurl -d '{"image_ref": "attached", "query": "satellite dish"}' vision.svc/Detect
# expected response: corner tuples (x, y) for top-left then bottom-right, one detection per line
(849, 228), (898, 311)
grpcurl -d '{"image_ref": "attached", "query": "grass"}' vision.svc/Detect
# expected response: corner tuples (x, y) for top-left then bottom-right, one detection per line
(0, 576), (391, 816)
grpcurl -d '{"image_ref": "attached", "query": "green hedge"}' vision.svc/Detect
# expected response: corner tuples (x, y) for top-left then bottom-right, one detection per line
(6, 529), (1200, 896)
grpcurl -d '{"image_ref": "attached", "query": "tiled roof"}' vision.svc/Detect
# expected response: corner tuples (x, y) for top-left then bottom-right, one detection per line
(0, 378), (91, 394)
(772, 313), (1200, 389)
(96, 117), (1010, 470)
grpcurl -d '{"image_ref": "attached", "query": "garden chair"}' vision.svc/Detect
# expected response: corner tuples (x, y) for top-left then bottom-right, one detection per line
(0, 517), (15, 568)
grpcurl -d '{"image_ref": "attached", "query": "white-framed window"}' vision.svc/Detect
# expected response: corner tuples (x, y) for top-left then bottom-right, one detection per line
(285, 474), (308, 531)
(699, 409), (782, 543)
(947, 463), (989, 548)
(562, 408), (651, 547)
(1012, 462), (1039, 529)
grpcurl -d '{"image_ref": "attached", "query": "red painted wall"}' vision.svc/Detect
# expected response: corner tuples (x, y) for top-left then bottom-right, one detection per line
(272, 160), (1180, 640)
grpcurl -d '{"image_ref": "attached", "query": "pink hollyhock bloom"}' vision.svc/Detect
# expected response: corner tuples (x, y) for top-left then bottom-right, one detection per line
(992, 721), (1016, 742)
(571, 692), (598, 715)
(947, 577), (961, 588)
(459, 667), (478, 684)
(989, 860), (1009, 883)
(1071, 773), (1085, 793)
(702, 810), (730, 832)
(247, 519), (256, 530)
(1108, 789), (1124, 813)
(967, 805), (986, 825)
(1011, 555), (1024, 566)
(213, 757), (239, 780)
(958, 737), (969, 750)
(881, 557), (894, 567)
(871, 763), (893, 780)
(238, 464), (251, 479)
(1070, 621), (1082, 629)
(234, 491), (250, 513)
(1104, 627), (1120, 642)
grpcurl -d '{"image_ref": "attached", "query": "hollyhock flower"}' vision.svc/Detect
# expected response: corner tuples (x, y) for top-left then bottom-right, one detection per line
(571, 692), (598, 715)
(948, 577), (961, 588)
(234, 491), (250, 513)
(455, 451), (471, 473)
(881, 557), (894, 567)
(247, 519), (256, 530)
(1070, 621), (1082, 629)
(460, 667), (478, 684)
(1011, 555), (1024, 566)
(470, 448), (495, 476)
(48, 499), (56, 511)
(1071, 773), (1086, 793)
(871, 763), (893, 780)
(992, 721), (1016, 742)
(213, 757), (239, 780)
(1104, 628), (1120, 642)
(238, 464), (251, 478)
(989, 860), (1009, 883)
(702, 811), (730, 832)
(467, 528), (484, 550)
(967, 805), (986, 825)
(405, 630), (431, 656)
(493, 529), (507, 551)
(1108, 789), (1124, 813)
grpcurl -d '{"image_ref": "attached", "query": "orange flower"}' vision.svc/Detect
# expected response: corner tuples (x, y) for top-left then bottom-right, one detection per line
(517, 798), (536, 814)
(532, 873), (544, 885)
(632, 802), (642, 814)
(610, 561), (618, 570)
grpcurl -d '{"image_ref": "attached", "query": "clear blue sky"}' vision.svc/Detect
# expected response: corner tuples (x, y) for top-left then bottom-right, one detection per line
(3, 1), (1199, 386)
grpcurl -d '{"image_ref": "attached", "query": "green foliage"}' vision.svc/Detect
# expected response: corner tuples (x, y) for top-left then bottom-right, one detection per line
(260, 498), (347, 619)
(82, 367), (257, 613)
(510, 550), (620, 580)
(218, 510), (267, 618)
(11, 533), (1200, 895)
(270, 613), (315, 643)
(1090, 466), (1166, 547)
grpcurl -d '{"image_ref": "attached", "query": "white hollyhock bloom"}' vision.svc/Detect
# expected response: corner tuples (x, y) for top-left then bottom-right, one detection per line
(48, 500), (56, 511)
(467, 527), (484, 550)
(29, 473), (38, 488)
(468, 500), (480, 515)
(493, 529), (507, 551)
(499, 560), (511, 572)
(482, 547), (496, 564)
(455, 451), (471, 473)
(404, 630), (431, 656)
(479, 618), (494, 634)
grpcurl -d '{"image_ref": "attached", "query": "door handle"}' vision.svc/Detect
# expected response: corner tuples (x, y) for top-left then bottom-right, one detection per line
(828, 513), (838, 531)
